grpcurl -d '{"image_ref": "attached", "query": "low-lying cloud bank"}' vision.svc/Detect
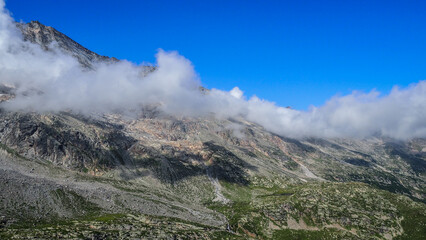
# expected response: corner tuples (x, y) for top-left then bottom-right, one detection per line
(1, 0), (425, 140)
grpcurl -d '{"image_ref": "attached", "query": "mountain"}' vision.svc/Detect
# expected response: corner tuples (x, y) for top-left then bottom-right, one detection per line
(16, 21), (118, 68)
(0, 21), (425, 239)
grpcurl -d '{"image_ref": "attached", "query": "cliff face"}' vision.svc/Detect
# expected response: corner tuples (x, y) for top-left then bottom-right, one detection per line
(0, 21), (424, 239)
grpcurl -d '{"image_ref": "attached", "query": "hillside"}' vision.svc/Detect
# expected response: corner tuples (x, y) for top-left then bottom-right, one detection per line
(0, 21), (425, 239)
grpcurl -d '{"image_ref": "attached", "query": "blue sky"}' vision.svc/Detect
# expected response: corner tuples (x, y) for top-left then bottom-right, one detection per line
(6, 0), (426, 110)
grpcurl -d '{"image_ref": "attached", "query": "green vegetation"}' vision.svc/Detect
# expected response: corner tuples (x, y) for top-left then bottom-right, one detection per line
(0, 213), (232, 239)
(206, 179), (426, 239)
(283, 159), (300, 171)
(273, 229), (358, 240)
(50, 188), (101, 215)
(391, 195), (426, 240)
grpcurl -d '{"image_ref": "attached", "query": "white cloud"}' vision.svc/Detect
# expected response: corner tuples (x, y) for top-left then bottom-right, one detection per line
(230, 87), (243, 99)
(1, 0), (425, 140)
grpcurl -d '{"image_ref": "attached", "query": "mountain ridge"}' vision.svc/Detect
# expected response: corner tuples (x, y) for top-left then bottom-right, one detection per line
(0, 20), (425, 239)
(16, 20), (118, 68)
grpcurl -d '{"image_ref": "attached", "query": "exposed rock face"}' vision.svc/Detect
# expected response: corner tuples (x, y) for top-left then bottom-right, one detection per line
(17, 21), (118, 68)
(0, 112), (135, 169)
(0, 21), (425, 239)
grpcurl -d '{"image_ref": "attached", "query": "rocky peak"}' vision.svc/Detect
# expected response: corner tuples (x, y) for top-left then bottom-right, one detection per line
(16, 20), (118, 68)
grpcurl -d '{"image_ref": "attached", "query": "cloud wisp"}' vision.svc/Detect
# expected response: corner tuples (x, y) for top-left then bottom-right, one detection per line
(1, 0), (425, 140)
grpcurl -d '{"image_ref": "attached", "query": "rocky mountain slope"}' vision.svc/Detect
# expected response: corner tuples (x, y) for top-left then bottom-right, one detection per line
(0, 21), (425, 239)
(16, 21), (117, 68)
